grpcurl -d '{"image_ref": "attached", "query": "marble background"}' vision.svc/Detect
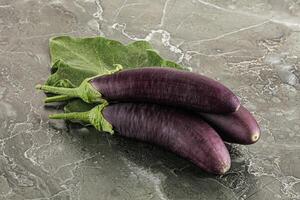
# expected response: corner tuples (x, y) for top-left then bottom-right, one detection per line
(0, 0), (300, 199)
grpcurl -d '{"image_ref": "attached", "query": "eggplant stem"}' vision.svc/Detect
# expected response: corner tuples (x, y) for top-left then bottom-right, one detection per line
(36, 84), (79, 97)
(36, 64), (123, 104)
(36, 78), (104, 103)
(49, 102), (114, 134)
(44, 95), (73, 103)
(50, 111), (90, 122)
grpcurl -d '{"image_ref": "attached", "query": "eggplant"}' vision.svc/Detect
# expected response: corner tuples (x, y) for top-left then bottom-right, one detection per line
(199, 106), (260, 144)
(49, 103), (231, 174)
(36, 67), (240, 114)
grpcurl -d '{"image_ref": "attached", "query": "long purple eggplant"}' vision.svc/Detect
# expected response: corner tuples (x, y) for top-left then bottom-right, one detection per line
(199, 106), (260, 145)
(36, 67), (240, 113)
(49, 103), (231, 174)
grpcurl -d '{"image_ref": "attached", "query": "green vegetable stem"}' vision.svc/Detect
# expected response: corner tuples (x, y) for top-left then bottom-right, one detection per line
(49, 102), (114, 134)
(36, 63), (123, 103)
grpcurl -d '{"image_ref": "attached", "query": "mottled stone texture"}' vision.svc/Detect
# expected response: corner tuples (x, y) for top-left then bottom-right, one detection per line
(0, 0), (299, 199)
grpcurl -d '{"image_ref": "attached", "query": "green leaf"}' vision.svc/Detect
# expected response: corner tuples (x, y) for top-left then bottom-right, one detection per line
(45, 36), (183, 112)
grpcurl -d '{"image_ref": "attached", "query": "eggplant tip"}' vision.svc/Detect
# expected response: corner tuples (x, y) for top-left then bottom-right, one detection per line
(218, 163), (231, 175)
(251, 132), (260, 143)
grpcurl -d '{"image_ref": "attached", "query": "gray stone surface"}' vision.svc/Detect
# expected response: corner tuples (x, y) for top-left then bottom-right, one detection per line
(0, 0), (300, 199)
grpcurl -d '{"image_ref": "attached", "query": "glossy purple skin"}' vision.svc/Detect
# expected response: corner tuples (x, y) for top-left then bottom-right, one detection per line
(103, 103), (231, 174)
(199, 106), (261, 145)
(90, 67), (240, 113)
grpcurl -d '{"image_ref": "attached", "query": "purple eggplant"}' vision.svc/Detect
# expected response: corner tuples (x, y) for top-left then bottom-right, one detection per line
(49, 103), (231, 174)
(36, 67), (240, 114)
(199, 106), (260, 144)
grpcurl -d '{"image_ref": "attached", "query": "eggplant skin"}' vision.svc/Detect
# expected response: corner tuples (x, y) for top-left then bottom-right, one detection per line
(103, 103), (231, 175)
(90, 67), (240, 114)
(199, 106), (261, 145)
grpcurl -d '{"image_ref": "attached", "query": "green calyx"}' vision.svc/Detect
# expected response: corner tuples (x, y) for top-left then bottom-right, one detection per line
(78, 78), (104, 103)
(49, 101), (114, 134)
(35, 79), (103, 103)
(36, 64), (123, 104)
